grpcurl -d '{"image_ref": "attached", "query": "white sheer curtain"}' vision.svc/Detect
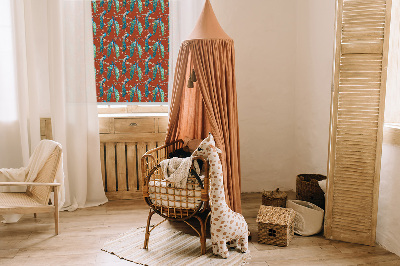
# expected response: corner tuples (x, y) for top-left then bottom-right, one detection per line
(1, 0), (204, 212)
(0, 0), (107, 211)
(0, 0), (24, 169)
(169, 0), (204, 98)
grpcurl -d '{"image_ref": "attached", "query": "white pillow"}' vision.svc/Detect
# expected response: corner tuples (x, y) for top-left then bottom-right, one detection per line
(287, 200), (324, 236)
(318, 179), (327, 194)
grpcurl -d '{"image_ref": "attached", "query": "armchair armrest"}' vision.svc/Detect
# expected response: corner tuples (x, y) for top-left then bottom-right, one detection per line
(0, 182), (61, 187)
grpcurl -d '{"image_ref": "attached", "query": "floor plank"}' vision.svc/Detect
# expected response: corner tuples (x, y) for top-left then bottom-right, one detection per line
(0, 192), (398, 265)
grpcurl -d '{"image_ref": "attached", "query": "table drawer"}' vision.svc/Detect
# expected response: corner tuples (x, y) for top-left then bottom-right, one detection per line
(99, 117), (114, 134)
(114, 118), (155, 133)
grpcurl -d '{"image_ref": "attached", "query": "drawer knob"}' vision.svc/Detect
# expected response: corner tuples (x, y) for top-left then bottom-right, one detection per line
(129, 123), (138, 127)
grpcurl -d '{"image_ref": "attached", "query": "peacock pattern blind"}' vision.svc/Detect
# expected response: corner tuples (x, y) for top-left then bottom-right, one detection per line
(91, 0), (169, 103)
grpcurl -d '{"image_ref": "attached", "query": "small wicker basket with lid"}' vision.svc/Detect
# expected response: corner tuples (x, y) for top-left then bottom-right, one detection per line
(262, 188), (287, 208)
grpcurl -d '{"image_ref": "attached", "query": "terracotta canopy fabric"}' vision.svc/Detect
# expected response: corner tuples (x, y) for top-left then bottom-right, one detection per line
(166, 39), (242, 213)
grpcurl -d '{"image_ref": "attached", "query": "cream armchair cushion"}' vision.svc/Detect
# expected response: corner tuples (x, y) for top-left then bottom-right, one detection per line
(0, 141), (63, 234)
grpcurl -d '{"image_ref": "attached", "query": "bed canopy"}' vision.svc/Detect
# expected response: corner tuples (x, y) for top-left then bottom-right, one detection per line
(166, 0), (242, 212)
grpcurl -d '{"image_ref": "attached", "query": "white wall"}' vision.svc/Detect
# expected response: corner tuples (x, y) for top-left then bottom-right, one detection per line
(212, 0), (335, 192)
(294, 1), (335, 178)
(212, 0), (297, 191)
(212, 1), (400, 255)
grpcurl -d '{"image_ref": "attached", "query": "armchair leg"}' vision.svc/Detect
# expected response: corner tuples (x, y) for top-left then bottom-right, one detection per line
(144, 209), (155, 249)
(54, 186), (59, 235)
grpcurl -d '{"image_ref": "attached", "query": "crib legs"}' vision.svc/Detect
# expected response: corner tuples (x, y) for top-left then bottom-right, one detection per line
(144, 208), (210, 254)
(192, 212), (211, 255)
(200, 217), (207, 255)
(144, 209), (155, 249)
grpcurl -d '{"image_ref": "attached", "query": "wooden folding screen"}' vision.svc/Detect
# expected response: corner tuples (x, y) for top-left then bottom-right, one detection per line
(325, 0), (392, 245)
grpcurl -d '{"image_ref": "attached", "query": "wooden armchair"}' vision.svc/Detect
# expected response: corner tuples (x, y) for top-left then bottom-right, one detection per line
(0, 145), (62, 234)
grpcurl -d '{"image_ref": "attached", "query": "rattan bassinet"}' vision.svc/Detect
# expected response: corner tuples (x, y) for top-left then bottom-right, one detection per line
(141, 140), (210, 254)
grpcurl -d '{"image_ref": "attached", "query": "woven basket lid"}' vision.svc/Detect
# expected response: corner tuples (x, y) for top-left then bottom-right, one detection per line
(262, 188), (287, 199)
(256, 205), (296, 226)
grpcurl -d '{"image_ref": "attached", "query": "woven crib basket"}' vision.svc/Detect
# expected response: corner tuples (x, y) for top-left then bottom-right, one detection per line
(262, 188), (287, 208)
(296, 174), (326, 210)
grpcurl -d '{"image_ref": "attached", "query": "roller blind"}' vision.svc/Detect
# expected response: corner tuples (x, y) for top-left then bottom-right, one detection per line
(325, 0), (392, 245)
(91, 0), (170, 103)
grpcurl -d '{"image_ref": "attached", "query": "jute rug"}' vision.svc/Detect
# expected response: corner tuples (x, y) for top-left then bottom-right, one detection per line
(102, 226), (250, 265)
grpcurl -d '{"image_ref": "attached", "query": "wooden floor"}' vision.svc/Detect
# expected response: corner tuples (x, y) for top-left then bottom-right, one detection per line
(1, 193), (399, 266)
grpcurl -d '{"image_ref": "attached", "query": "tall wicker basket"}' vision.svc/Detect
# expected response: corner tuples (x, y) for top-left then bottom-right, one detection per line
(296, 174), (326, 209)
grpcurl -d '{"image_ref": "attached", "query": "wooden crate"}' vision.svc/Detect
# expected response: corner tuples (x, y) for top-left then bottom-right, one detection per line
(99, 116), (168, 200)
(40, 118), (53, 140)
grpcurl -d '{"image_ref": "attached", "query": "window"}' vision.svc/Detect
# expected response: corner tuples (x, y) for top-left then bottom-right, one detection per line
(97, 103), (168, 114)
(385, 2), (400, 124)
(0, 0), (17, 121)
(92, 0), (169, 103)
(383, 2), (400, 146)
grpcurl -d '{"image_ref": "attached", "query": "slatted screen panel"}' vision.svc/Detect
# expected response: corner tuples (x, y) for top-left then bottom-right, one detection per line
(325, 0), (392, 245)
(100, 141), (164, 200)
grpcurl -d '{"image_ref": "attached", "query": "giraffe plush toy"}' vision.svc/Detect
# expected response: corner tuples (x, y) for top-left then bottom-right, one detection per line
(192, 133), (248, 258)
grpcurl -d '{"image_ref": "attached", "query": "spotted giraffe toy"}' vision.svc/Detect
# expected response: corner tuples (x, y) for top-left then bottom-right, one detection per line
(192, 133), (248, 258)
